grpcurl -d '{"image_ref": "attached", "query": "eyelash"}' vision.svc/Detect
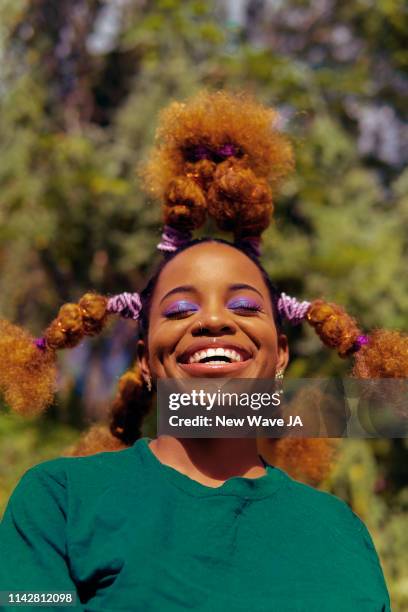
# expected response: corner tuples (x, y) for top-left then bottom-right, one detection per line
(164, 300), (262, 318)
(229, 301), (262, 313)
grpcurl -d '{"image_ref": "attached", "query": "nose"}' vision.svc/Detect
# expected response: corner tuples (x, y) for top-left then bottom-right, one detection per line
(191, 309), (237, 337)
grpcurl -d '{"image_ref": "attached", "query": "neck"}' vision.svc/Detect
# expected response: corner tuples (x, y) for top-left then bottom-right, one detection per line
(148, 436), (266, 487)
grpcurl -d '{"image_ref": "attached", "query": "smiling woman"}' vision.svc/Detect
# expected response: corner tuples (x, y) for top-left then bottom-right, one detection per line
(0, 91), (404, 611)
(140, 241), (287, 380)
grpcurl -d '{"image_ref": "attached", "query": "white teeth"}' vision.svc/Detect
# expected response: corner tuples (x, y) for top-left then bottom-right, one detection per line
(205, 360), (226, 364)
(187, 347), (244, 364)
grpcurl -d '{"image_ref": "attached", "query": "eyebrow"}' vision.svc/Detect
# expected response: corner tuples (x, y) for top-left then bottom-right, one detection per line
(160, 285), (197, 305)
(228, 283), (264, 299)
(159, 283), (264, 305)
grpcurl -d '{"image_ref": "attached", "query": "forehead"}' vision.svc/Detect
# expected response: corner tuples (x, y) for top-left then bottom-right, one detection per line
(153, 242), (269, 297)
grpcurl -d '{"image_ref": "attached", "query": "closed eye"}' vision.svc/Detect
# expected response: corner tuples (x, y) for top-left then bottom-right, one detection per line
(163, 301), (199, 319)
(228, 299), (263, 314)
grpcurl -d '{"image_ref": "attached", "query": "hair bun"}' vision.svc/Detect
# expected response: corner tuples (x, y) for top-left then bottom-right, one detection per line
(142, 90), (294, 240)
(164, 176), (207, 231)
(207, 160), (273, 238)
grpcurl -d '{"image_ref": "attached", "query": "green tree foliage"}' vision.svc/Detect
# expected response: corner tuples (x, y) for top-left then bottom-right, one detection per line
(0, 409), (77, 514)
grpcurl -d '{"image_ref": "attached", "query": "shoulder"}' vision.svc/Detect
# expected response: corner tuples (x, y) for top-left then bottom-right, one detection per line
(8, 444), (140, 505)
(285, 472), (354, 516)
(275, 472), (390, 606)
(281, 472), (381, 557)
(28, 443), (135, 475)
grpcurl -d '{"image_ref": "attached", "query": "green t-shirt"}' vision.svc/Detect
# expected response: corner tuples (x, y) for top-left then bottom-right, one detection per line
(0, 437), (390, 611)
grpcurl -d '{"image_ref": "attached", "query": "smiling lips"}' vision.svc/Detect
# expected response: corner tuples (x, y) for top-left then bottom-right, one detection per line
(177, 343), (253, 376)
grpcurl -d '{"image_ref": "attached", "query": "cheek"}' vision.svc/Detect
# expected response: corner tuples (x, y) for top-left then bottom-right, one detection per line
(242, 318), (279, 353)
(259, 329), (279, 360)
(147, 320), (186, 367)
(147, 329), (166, 367)
(254, 323), (280, 376)
(265, 323), (279, 347)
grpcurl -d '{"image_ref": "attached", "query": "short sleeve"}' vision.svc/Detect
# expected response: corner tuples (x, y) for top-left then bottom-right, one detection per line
(0, 464), (83, 610)
(351, 511), (392, 612)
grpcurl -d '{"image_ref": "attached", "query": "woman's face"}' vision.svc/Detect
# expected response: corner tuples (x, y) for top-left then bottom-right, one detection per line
(138, 242), (289, 381)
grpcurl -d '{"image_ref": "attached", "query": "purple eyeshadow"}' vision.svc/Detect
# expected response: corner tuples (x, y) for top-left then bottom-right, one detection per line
(163, 300), (199, 317)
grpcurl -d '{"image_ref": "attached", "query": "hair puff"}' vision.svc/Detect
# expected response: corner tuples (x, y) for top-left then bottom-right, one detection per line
(353, 329), (408, 378)
(0, 319), (57, 415)
(258, 438), (338, 487)
(142, 90), (294, 237)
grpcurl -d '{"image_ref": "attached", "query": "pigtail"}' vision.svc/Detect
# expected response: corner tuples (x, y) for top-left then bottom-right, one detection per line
(304, 298), (408, 378)
(0, 292), (110, 416)
(109, 363), (152, 445)
(44, 293), (108, 350)
(67, 362), (153, 457)
(267, 295), (407, 485)
(306, 299), (362, 358)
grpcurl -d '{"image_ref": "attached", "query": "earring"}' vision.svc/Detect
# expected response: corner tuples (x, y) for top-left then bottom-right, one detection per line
(144, 375), (152, 393)
(275, 368), (284, 393)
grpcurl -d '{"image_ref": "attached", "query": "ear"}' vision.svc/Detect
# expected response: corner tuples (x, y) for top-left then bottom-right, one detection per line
(137, 339), (151, 380)
(276, 333), (289, 372)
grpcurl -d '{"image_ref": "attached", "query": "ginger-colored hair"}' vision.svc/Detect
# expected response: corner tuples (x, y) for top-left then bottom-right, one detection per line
(0, 293), (108, 415)
(141, 90), (294, 238)
(1, 90), (407, 486)
(0, 319), (57, 416)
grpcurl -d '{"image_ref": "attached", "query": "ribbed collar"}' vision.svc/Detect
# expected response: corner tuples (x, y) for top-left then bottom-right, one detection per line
(134, 437), (290, 500)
